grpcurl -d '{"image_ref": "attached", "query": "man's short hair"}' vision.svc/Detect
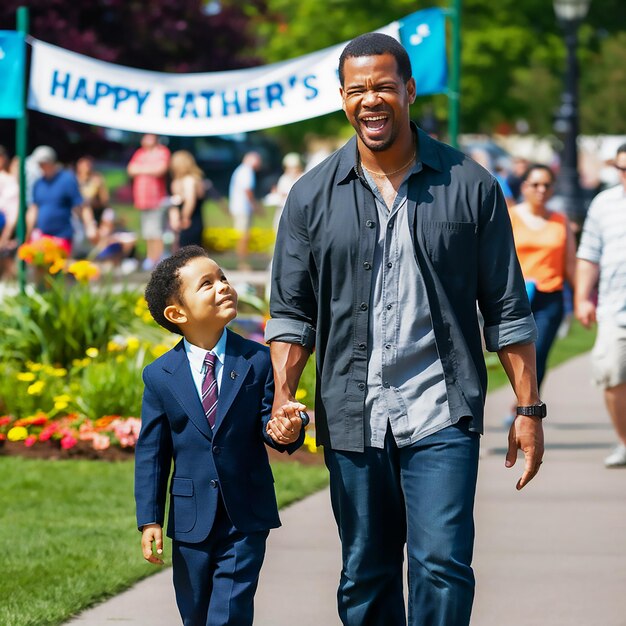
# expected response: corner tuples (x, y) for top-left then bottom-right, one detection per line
(616, 144), (626, 157)
(338, 32), (412, 86)
(144, 245), (210, 335)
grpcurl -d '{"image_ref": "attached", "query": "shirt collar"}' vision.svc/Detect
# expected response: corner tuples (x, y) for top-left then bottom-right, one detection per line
(184, 329), (227, 374)
(337, 123), (444, 185)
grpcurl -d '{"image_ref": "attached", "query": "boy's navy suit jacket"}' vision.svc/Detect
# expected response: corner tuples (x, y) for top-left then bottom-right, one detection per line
(134, 328), (303, 543)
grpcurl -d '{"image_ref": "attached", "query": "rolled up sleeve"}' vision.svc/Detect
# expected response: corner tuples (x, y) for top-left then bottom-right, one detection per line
(484, 313), (537, 352)
(265, 318), (316, 350)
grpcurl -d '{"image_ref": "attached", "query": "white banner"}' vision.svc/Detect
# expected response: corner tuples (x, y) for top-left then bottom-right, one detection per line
(27, 8), (448, 137)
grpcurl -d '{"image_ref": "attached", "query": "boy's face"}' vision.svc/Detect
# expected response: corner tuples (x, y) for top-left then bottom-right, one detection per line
(173, 257), (238, 331)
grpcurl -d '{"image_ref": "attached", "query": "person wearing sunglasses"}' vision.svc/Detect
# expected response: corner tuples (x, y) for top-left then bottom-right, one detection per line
(576, 144), (626, 468)
(506, 164), (577, 426)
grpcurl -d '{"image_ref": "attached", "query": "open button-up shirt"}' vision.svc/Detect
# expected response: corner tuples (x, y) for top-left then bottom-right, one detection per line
(266, 127), (536, 453)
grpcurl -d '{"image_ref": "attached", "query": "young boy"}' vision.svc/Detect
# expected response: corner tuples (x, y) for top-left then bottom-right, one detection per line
(135, 245), (307, 626)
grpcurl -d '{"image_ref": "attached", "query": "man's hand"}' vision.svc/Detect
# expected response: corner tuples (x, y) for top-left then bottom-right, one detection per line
(141, 523), (164, 565)
(266, 401), (307, 445)
(505, 415), (544, 490)
(575, 299), (596, 329)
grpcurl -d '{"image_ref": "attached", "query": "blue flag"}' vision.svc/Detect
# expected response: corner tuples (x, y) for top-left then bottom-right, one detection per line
(0, 31), (26, 119)
(399, 8), (447, 96)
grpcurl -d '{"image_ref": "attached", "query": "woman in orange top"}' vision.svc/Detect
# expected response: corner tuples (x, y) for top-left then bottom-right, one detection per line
(509, 164), (576, 391)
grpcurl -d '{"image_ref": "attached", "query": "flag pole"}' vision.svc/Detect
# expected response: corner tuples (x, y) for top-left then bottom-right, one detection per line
(447, 0), (461, 148)
(15, 5), (29, 293)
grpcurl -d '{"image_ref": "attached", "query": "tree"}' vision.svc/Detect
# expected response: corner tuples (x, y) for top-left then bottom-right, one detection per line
(0, 0), (266, 159)
(253, 0), (626, 139)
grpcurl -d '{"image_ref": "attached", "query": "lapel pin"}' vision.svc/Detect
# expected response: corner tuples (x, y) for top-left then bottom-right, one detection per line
(230, 371), (238, 379)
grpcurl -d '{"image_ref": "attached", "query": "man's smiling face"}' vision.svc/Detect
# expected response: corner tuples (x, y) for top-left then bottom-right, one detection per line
(340, 52), (416, 153)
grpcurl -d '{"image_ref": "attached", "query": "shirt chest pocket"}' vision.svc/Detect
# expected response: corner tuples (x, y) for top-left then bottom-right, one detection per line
(422, 221), (478, 266)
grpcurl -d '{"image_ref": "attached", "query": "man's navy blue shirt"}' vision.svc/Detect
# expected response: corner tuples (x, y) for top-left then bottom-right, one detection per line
(266, 128), (536, 453)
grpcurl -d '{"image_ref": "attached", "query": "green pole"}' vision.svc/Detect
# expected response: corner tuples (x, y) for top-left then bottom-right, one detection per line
(447, 0), (461, 148)
(15, 6), (29, 293)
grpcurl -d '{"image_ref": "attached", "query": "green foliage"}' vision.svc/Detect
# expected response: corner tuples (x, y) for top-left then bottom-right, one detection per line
(0, 457), (328, 626)
(0, 278), (140, 368)
(254, 0), (626, 137)
(71, 345), (155, 421)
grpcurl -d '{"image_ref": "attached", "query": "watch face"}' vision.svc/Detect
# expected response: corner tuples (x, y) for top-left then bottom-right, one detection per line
(299, 411), (310, 427)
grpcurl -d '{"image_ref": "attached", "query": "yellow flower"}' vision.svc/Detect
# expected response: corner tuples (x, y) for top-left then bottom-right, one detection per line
(7, 426), (28, 441)
(51, 367), (67, 377)
(107, 340), (123, 352)
(54, 394), (71, 403)
(126, 337), (140, 352)
(150, 344), (170, 358)
(27, 381), (45, 395)
(26, 361), (43, 372)
(86, 347), (99, 358)
(54, 401), (69, 411)
(49, 257), (66, 275)
(303, 433), (318, 453)
(67, 259), (100, 283)
(295, 388), (307, 400)
(16, 372), (36, 382)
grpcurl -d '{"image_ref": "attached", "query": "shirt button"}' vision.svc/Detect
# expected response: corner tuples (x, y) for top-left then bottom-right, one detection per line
(363, 261), (371, 270)
(358, 342), (366, 350)
(388, 221), (394, 229)
(210, 479), (218, 488)
(386, 304), (393, 310)
(385, 344), (391, 350)
(358, 382), (365, 390)
(383, 381), (390, 388)
(366, 220), (375, 228)
(360, 302), (368, 311)
(387, 262), (392, 268)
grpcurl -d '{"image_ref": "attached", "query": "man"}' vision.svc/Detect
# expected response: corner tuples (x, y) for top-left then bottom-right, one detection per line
(228, 151), (263, 270)
(575, 143), (626, 468)
(127, 134), (170, 271)
(266, 33), (545, 626)
(26, 146), (96, 255)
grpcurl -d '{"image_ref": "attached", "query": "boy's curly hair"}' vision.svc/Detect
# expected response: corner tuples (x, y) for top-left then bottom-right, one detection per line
(144, 245), (210, 335)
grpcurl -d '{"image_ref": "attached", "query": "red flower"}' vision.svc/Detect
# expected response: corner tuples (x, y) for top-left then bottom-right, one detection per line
(60, 435), (78, 450)
(0, 416), (12, 426)
(24, 435), (37, 447)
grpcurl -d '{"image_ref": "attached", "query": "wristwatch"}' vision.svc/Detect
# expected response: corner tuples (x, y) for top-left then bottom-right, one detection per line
(298, 411), (310, 427)
(516, 402), (547, 418)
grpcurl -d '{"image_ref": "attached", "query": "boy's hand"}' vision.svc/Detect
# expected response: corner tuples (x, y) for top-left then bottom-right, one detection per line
(141, 523), (164, 565)
(266, 401), (307, 445)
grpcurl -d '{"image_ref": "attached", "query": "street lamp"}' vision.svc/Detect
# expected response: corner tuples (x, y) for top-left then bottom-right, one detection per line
(552, 0), (591, 224)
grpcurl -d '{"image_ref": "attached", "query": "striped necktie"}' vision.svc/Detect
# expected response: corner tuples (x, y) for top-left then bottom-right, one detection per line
(201, 352), (218, 428)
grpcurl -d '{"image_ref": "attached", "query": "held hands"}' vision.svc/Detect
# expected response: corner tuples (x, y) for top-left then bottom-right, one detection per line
(141, 523), (164, 565)
(505, 415), (544, 490)
(266, 401), (307, 445)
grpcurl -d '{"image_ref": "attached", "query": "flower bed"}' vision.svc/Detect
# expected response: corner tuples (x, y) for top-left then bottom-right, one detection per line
(0, 237), (321, 462)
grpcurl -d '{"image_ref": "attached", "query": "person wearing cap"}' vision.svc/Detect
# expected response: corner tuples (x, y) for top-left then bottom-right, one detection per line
(26, 146), (97, 256)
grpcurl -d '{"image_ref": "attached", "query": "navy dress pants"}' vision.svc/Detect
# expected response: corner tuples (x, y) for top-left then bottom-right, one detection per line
(324, 419), (480, 626)
(171, 497), (268, 626)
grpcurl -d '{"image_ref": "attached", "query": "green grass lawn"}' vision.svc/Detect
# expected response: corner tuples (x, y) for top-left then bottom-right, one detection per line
(0, 456), (328, 626)
(486, 318), (596, 391)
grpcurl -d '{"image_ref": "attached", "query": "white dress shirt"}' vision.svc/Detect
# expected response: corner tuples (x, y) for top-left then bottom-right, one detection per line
(184, 329), (227, 401)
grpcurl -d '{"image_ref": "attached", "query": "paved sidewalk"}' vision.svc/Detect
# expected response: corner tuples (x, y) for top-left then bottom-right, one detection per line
(67, 353), (626, 626)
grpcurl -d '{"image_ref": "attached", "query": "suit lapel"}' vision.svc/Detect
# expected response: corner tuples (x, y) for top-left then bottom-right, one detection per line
(162, 340), (213, 441)
(213, 331), (251, 433)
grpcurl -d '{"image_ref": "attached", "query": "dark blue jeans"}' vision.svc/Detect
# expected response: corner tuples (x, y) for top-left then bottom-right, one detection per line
(324, 419), (480, 626)
(531, 289), (564, 389)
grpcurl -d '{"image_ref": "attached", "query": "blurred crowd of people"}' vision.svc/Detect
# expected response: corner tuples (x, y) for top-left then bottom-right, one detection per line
(0, 133), (308, 276)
